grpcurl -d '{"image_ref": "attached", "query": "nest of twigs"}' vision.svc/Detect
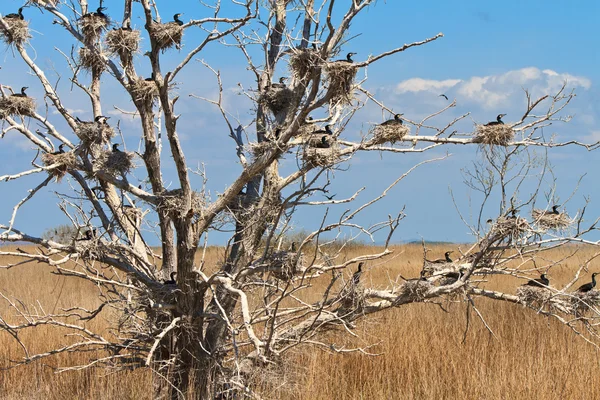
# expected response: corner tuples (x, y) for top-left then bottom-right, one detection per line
(571, 290), (600, 315)
(517, 286), (554, 309)
(491, 216), (532, 240)
(79, 14), (109, 44)
(324, 62), (357, 105)
(473, 124), (515, 146)
(157, 189), (204, 219)
(0, 95), (36, 117)
(423, 262), (454, 277)
(78, 47), (106, 73)
(0, 18), (31, 46)
(267, 250), (305, 281)
(105, 28), (140, 61)
(130, 78), (159, 103)
(531, 210), (572, 230)
(302, 142), (341, 167)
(289, 48), (321, 80)
(94, 149), (135, 176)
(76, 120), (115, 147)
(249, 141), (275, 159)
(399, 279), (432, 302)
(259, 86), (295, 115)
(371, 124), (410, 145)
(147, 22), (183, 52)
(41, 151), (78, 181)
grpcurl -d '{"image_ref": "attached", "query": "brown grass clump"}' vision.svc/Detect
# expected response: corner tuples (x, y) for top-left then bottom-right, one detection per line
(94, 149), (135, 176)
(0, 18), (31, 46)
(260, 86), (295, 115)
(147, 22), (183, 52)
(78, 14), (109, 44)
(324, 61), (357, 105)
(531, 209), (572, 230)
(76, 120), (115, 147)
(371, 124), (410, 145)
(0, 95), (36, 117)
(157, 189), (204, 219)
(130, 78), (159, 103)
(105, 28), (140, 62)
(289, 48), (321, 80)
(78, 47), (106, 73)
(41, 151), (78, 181)
(473, 124), (515, 146)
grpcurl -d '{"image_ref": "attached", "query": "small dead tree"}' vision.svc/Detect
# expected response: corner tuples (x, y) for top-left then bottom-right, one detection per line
(1, 1), (599, 399)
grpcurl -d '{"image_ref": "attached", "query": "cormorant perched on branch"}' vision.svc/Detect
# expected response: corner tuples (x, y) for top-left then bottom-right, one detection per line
(271, 77), (287, 89)
(380, 113), (403, 126)
(352, 262), (363, 285)
(313, 125), (333, 135)
(484, 114), (506, 126)
(112, 143), (122, 152)
(51, 144), (66, 155)
(5, 7), (24, 20)
(426, 251), (453, 264)
(164, 272), (177, 285)
(524, 273), (549, 288)
(172, 13), (184, 26)
(336, 52), (357, 63)
(576, 273), (599, 293)
(145, 73), (155, 82)
(439, 94), (448, 100)
(543, 205), (560, 215)
(12, 87), (29, 98)
(76, 229), (96, 241)
(93, 6), (108, 19)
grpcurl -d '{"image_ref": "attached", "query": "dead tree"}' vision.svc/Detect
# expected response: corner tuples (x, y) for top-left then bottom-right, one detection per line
(1, 1), (599, 398)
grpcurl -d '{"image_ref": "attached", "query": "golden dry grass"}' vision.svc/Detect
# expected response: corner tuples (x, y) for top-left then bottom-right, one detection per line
(2, 244), (600, 399)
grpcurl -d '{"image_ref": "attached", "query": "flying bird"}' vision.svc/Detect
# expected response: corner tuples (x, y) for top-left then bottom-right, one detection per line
(439, 94), (448, 100)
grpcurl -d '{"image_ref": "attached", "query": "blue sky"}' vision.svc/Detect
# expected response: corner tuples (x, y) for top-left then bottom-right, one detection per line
(1, 0), (599, 245)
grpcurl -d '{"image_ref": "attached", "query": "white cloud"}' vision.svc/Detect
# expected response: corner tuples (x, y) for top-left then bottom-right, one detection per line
(395, 78), (461, 94)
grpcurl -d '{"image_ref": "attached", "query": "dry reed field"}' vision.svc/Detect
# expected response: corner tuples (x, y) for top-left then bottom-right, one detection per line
(1, 243), (600, 399)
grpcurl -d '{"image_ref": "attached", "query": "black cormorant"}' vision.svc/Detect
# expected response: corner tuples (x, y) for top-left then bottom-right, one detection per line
(316, 136), (330, 149)
(427, 251), (453, 264)
(112, 143), (122, 152)
(164, 272), (177, 285)
(76, 229), (96, 241)
(145, 73), (155, 82)
(352, 262), (363, 285)
(290, 242), (297, 252)
(95, 115), (110, 125)
(576, 273), (599, 293)
(271, 77), (287, 89)
(12, 87), (29, 98)
(93, 7), (108, 19)
(52, 144), (66, 155)
(336, 52), (356, 63)
(313, 124), (333, 135)
(543, 205), (560, 215)
(524, 273), (549, 288)
(5, 7), (24, 20)
(173, 13), (184, 26)
(380, 113), (403, 126)
(439, 94), (448, 100)
(484, 114), (506, 126)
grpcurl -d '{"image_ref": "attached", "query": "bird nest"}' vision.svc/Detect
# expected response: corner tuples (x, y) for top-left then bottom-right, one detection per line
(76, 121), (115, 147)
(259, 86), (295, 115)
(157, 189), (204, 219)
(324, 62), (357, 105)
(492, 216), (532, 238)
(473, 124), (515, 146)
(147, 22), (183, 52)
(371, 124), (410, 145)
(79, 14), (109, 44)
(289, 48), (321, 80)
(105, 28), (140, 60)
(531, 210), (572, 230)
(130, 78), (159, 103)
(267, 250), (305, 281)
(302, 143), (342, 167)
(0, 95), (36, 117)
(0, 18), (31, 46)
(398, 280), (432, 302)
(41, 151), (78, 181)
(422, 262), (454, 276)
(571, 290), (600, 315)
(249, 141), (276, 159)
(94, 150), (135, 176)
(516, 286), (554, 309)
(78, 47), (106, 73)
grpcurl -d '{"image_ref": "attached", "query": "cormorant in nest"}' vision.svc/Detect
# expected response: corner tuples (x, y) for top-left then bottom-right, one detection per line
(484, 114), (506, 126)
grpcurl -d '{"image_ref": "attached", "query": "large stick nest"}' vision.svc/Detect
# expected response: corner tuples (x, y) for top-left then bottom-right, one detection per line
(423, 262), (455, 277)
(147, 22), (183, 52)
(41, 151), (78, 181)
(79, 14), (109, 44)
(157, 189), (205, 219)
(76, 121), (115, 147)
(531, 209), (572, 230)
(473, 124), (515, 146)
(249, 141), (276, 159)
(571, 290), (600, 315)
(516, 286), (554, 309)
(399, 279), (433, 302)
(78, 47), (106, 73)
(105, 28), (140, 61)
(259, 86), (296, 115)
(491, 216), (532, 239)
(289, 48), (322, 80)
(324, 61), (358, 105)
(371, 124), (410, 145)
(302, 142), (342, 167)
(130, 78), (159, 103)
(0, 95), (36, 118)
(266, 250), (306, 281)
(0, 18), (31, 46)
(94, 149), (135, 176)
